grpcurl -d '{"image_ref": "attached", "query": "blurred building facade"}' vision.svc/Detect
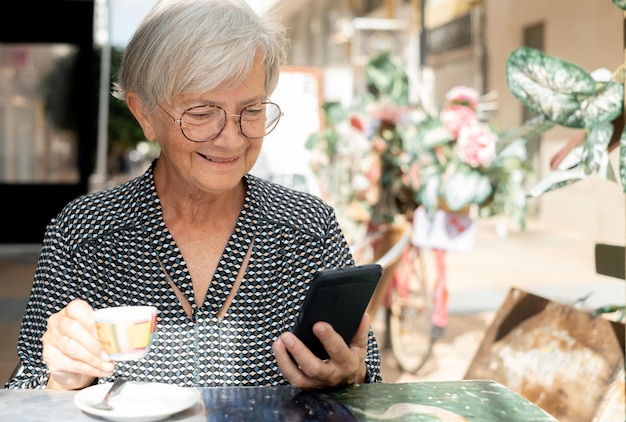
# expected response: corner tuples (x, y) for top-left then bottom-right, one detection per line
(268, 0), (625, 245)
(0, 0), (621, 247)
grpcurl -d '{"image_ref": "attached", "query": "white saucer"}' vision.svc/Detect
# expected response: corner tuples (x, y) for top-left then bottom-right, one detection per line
(74, 381), (200, 422)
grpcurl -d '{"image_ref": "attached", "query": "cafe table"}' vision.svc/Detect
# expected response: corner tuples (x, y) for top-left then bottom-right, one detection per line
(0, 379), (557, 421)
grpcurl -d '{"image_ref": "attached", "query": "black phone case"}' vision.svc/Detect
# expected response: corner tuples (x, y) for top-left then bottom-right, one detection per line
(292, 264), (383, 360)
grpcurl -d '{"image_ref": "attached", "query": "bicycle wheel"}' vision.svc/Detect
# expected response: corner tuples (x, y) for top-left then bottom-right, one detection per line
(388, 246), (434, 374)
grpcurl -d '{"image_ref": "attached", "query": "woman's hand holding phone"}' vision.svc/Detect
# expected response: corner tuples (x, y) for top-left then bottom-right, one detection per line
(272, 264), (382, 388)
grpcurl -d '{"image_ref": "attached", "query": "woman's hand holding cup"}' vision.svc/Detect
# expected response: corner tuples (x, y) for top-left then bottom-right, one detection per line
(43, 300), (158, 390)
(43, 299), (115, 390)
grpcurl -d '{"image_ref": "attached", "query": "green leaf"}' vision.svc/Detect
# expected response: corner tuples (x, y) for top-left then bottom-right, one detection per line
(419, 176), (442, 215)
(506, 47), (596, 125)
(553, 143), (585, 171)
(443, 170), (492, 210)
(323, 102), (350, 125)
(365, 52), (409, 105)
(529, 123), (615, 196)
(528, 166), (586, 197)
(584, 122), (614, 177)
(496, 138), (529, 161)
(497, 115), (556, 152)
(560, 81), (624, 128)
(582, 81), (623, 125)
(304, 132), (322, 150)
(415, 119), (453, 151)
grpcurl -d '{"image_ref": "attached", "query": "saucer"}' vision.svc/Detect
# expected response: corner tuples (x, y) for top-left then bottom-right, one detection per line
(74, 381), (200, 422)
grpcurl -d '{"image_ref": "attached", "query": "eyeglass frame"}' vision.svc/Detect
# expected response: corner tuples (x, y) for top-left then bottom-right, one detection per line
(157, 101), (283, 143)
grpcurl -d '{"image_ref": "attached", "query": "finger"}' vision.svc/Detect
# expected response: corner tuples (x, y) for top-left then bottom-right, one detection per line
(65, 299), (97, 332)
(273, 335), (324, 389)
(48, 370), (96, 391)
(313, 321), (353, 363)
(44, 332), (114, 376)
(344, 314), (370, 384)
(272, 337), (299, 373)
(274, 332), (318, 371)
(349, 314), (370, 350)
(63, 300), (111, 361)
(314, 317), (368, 385)
(43, 301), (113, 376)
(58, 310), (110, 364)
(306, 322), (355, 382)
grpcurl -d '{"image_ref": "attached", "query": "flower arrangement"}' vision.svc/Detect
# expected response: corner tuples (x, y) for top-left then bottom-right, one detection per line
(407, 84), (532, 228)
(306, 52), (533, 235)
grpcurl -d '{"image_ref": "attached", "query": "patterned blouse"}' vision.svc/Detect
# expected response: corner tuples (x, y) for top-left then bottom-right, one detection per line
(5, 163), (382, 389)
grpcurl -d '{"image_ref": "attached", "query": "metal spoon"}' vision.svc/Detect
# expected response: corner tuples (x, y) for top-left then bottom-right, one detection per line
(91, 377), (128, 411)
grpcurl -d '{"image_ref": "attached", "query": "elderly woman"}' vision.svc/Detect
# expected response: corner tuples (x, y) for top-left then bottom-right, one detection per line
(4, 0), (382, 391)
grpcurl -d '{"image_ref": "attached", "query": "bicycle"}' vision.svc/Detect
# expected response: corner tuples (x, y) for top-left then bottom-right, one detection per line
(351, 219), (449, 374)
(387, 243), (450, 373)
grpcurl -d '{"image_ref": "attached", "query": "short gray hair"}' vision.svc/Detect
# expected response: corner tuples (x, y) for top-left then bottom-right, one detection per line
(112, 0), (289, 108)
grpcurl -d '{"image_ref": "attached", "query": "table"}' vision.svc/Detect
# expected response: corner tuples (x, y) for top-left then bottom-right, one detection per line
(0, 380), (557, 421)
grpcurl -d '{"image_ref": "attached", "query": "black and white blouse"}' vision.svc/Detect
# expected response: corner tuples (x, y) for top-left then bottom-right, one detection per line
(5, 162), (382, 389)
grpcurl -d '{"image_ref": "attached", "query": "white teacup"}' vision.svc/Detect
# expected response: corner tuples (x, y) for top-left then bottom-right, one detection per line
(94, 306), (158, 361)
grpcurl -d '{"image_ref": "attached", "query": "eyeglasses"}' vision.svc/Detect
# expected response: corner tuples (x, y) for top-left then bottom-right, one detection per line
(158, 101), (282, 143)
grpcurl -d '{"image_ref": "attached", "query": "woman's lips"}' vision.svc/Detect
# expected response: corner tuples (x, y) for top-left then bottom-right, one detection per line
(198, 152), (237, 163)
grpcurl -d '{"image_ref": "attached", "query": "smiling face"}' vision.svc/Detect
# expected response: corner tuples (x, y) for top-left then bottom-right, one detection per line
(128, 54), (268, 199)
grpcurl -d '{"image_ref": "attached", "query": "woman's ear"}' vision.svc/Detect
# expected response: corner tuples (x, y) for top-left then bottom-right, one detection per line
(126, 91), (157, 141)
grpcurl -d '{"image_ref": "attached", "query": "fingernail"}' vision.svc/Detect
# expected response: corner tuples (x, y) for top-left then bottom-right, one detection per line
(281, 333), (295, 347)
(103, 361), (115, 372)
(314, 324), (327, 335)
(272, 338), (283, 352)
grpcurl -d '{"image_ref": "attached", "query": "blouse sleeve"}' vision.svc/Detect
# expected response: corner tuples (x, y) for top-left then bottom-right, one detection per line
(3, 217), (79, 389)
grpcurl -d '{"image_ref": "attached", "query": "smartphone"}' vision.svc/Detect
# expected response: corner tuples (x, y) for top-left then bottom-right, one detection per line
(291, 264), (383, 361)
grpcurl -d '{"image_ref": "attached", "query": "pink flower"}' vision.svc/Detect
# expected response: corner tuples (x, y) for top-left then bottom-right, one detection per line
(440, 105), (478, 139)
(445, 86), (480, 110)
(368, 102), (405, 124)
(456, 123), (497, 167)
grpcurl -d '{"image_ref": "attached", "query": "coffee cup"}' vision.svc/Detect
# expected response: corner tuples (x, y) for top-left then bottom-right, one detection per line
(94, 305), (158, 361)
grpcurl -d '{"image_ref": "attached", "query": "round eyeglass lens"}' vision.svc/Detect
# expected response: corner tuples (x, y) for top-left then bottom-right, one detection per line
(180, 102), (281, 142)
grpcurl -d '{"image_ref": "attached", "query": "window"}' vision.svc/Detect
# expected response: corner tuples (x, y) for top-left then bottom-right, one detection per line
(0, 44), (79, 184)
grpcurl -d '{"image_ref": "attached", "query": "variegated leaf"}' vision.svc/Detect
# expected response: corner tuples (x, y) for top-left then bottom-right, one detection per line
(528, 166), (586, 197)
(506, 47), (596, 125)
(585, 122), (614, 178)
(443, 171), (492, 211)
(497, 115), (555, 152)
(560, 81), (624, 128)
(554, 144), (585, 171)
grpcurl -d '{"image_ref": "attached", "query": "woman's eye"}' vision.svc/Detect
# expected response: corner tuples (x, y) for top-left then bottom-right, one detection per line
(186, 108), (222, 121)
(242, 108), (263, 118)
